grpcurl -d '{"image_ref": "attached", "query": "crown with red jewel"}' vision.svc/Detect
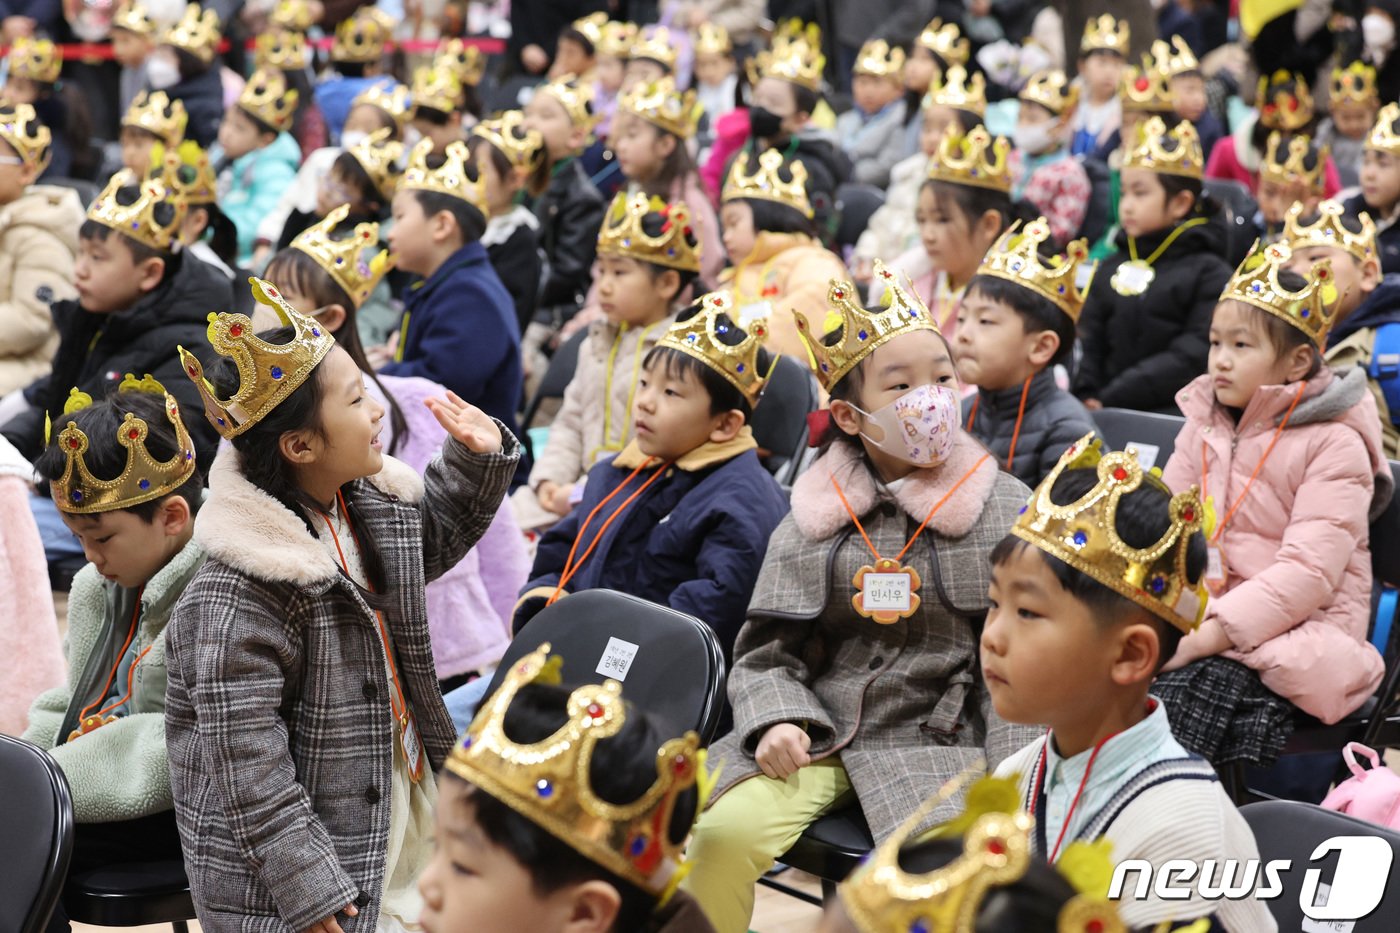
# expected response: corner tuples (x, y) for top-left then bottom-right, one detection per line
(656, 292), (770, 407)
(289, 205), (392, 310)
(1257, 70), (1314, 132)
(596, 191), (702, 272)
(446, 644), (705, 897)
(1222, 240), (1337, 349)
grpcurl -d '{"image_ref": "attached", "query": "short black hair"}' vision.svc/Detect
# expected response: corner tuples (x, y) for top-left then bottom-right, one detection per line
(1158, 170), (1204, 208)
(791, 83), (820, 117)
(335, 61), (369, 79)
(964, 273), (1076, 368)
(332, 149), (388, 214)
(642, 302), (771, 421)
(734, 195), (814, 238)
(989, 467), (1205, 669)
(891, 837), (1076, 930)
(33, 390), (205, 522)
(634, 208), (700, 296)
(410, 156), (487, 245)
(1079, 47), (1126, 64)
(923, 178), (1020, 243)
(79, 181), (177, 267)
(413, 104), (455, 126)
(558, 27), (596, 57)
(1226, 268), (1324, 378)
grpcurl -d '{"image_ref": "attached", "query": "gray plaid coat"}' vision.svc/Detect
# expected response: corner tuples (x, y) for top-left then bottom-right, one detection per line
(706, 434), (1040, 841)
(165, 431), (519, 932)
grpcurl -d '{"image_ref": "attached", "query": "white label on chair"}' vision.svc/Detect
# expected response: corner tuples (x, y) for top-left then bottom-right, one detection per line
(596, 637), (640, 681)
(1127, 443), (1160, 471)
(1302, 884), (1356, 933)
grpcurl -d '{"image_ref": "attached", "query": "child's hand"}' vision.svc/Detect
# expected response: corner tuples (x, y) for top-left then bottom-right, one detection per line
(300, 901), (356, 933)
(536, 481), (573, 516)
(1084, 398), (1103, 411)
(425, 392), (503, 455)
(756, 722), (811, 780)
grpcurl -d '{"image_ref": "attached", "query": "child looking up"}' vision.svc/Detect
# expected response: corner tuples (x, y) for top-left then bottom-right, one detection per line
(835, 40), (907, 189)
(1255, 132), (1326, 241)
(119, 90), (186, 178)
(681, 266), (1036, 933)
(213, 68), (301, 267)
(314, 6), (396, 143)
(1074, 118), (1232, 414)
(1011, 70), (1090, 247)
(1346, 102), (1400, 273)
(1155, 246), (1389, 769)
(1318, 62), (1380, 190)
(1071, 15), (1128, 157)
(956, 218), (1098, 486)
(167, 278), (520, 931)
(147, 4), (223, 148)
(985, 441), (1275, 931)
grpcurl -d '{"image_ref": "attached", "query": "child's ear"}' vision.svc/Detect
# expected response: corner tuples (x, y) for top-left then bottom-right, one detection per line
(18, 161), (38, 187)
(136, 256), (166, 292)
(313, 303), (349, 333)
(1362, 256), (1384, 294)
(829, 398), (865, 439)
(1166, 187), (1197, 222)
(1027, 329), (1060, 368)
(278, 427), (320, 465)
(560, 880), (621, 933)
(1284, 343), (1318, 383)
(159, 494), (193, 538)
(430, 208), (457, 244)
(975, 208), (1004, 245)
(709, 408), (746, 444)
(655, 268), (682, 302)
(655, 132), (678, 159)
(1111, 621), (1161, 687)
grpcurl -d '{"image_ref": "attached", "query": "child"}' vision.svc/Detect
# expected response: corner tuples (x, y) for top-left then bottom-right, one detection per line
(956, 218), (1098, 486)
(24, 383), (205, 931)
(1318, 61), (1380, 190)
(383, 139), (526, 481)
(119, 89), (187, 177)
(624, 26), (678, 91)
(254, 28), (326, 161)
(111, 1), (164, 115)
(433, 38), (486, 123)
(0, 171), (230, 466)
(411, 64), (466, 154)
(0, 103), (82, 396)
(899, 16), (970, 160)
(1074, 118), (1233, 414)
(1346, 102), (1400, 273)
(1071, 14), (1128, 158)
(213, 67), (301, 267)
(160, 140), (239, 283)
(314, 6), (397, 143)
(515, 293), (790, 656)
(1, 37), (78, 179)
(519, 194), (700, 530)
(1255, 131), (1326, 241)
(1282, 199), (1400, 455)
(984, 440), (1275, 931)
(277, 126), (402, 257)
(1011, 70), (1091, 247)
(680, 267), (1036, 933)
(1154, 244), (1388, 770)
(1156, 35), (1225, 162)
(693, 23), (737, 133)
(717, 152), (848, 359)
(591, 19), (637, 141)
(424, 647), (715, 932)
(466, 111), (547, 337)
(550, 11), (601, 80)
(1205, 70), (1342, 198)
(148, 3), (224, 148)
(834, 40), (907, 189)
(166, 277), (520, 930)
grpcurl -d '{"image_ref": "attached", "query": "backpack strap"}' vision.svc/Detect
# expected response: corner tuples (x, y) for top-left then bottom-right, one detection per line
(1367, 321), (1400, 426)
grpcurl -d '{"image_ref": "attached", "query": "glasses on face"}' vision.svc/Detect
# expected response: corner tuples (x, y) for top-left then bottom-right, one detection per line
(320, 178), (352, 201)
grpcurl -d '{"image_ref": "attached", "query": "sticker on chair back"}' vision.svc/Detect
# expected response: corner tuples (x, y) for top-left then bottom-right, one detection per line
(1127, 443), (1160, 471)
(596, 637), (640, 681)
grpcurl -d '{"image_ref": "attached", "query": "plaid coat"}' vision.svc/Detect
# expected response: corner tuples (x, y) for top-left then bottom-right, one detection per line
(165, 431), (519, 932)
(706, 433), (1040, 840)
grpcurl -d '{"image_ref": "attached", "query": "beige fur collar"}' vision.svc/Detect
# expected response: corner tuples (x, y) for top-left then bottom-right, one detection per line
(195, 446), (425, 585)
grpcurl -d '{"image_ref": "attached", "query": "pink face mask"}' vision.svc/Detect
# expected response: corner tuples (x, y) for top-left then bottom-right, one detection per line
(850, 383), (961, 467)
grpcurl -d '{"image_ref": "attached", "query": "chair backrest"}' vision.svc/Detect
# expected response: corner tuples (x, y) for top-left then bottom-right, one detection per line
(0, 735), (73, 933)
(1241, 799), (1400, 930)
(521, 326), (588, 431)
(486, 589), (728, 745)
(1202, 178), (1258, 268)
(1373, 461), (1400, 588)
(750, 354), (820, 484)
(834, 183), (886, 249)
(44, 177), (100, 208)
(1090, 408), (1186, 472)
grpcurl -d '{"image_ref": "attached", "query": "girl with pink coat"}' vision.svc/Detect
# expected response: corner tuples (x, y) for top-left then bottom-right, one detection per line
(1157, 248), (1391, 771)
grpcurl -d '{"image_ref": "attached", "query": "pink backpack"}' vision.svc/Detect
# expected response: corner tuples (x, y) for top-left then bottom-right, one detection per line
(1320, 742), (1400, 829)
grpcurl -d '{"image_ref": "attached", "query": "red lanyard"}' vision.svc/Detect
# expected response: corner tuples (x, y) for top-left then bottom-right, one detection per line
(964, 379), (1032, 471)
(1033, 731), (1114, 862)
(1202, 381), (1306, 543)
(76, 587), (152, 726)
(829, 453), (991, 564)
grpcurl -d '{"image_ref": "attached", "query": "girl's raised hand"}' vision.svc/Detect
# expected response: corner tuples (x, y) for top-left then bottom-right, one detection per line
(425, 392), (503, 455)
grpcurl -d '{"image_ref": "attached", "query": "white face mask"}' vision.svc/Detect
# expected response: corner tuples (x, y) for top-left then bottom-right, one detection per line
(146, 56), (180, 90)
(1013, 120), (1055, 156)
(340, 129), (368, 150)
(1364, 13), (1396, 50)
(850, 383), (961, 468)
(403, 126), (424, 150)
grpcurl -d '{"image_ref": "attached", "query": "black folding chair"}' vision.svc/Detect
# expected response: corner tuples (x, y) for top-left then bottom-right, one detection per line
(63, 860), (195, 933)
(0, 734), (73, 933)
(1091, 408), (1187, 470)
(1203, 178), (1259, 269)
(488, 589), (728, 745)
(834, 183), (886, 250)
(750, 354), (820, 486)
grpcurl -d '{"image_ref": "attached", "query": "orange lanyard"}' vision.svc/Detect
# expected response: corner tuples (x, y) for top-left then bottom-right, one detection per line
(830, 453), (991, 564)
(964, 379), (1032, 471)
(1202, 381), (1306, 543)
(549, 457), (672, 606)
(77, 587), (152, 725)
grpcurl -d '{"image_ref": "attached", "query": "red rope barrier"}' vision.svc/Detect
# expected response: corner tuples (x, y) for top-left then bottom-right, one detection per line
(0, 34), (504, 62)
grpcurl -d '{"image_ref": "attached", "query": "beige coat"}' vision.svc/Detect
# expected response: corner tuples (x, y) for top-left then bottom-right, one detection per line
(1327, 328), (1400, 458)
(0, 185), (83, 395)
(717, 231), (849, 360)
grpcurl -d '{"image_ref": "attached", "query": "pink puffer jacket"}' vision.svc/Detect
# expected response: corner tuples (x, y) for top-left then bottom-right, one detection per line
(1162, 367), (1392, 723)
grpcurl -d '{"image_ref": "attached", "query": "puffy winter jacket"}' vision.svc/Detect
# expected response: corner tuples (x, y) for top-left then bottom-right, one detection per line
(963, 368), (1100, 487)
(716, 230), (850, 360)
(215, 132), (302, 266)
(532, 157), (605, 321)
(0, 185), (84, 394)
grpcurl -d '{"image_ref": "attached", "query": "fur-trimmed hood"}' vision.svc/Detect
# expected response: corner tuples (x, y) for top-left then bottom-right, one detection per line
(195, 445), (426, 586)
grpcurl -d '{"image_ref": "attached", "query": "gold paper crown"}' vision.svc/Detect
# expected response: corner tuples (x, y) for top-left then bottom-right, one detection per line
(1222, 240), (1337, 348)
(1367, 102), (1400, 154)
(123, 89), (188, 146)
(435, 38), (485, 87)
(9, 37), (61, 84)
(50, 378), (197, 514)
(238, 68), (298, 134)
(570, 11), (607, 48)
(1257, 70), (1314, 132)
(158, 139), (217, 205)
(112, 1), (155, 35)
(164, 4), (221, 65)
(1154, 35), (1200, 78)
(977, 218), (1093, 322)
(87, 169), (185, 251)
(445, 644), (703, 897)
(1332, 61), (1379, 106)
(1260, 131), (1327, 193)
(270, 0), (315, 32)
(925, 65), (986, 117)
(794, 260), (935, 392)
(346, 126), (404, 199)
(1120, 59), (1175, 113)
(0, 103), (52, 174)
(853, 39), (905, 79)
(751, 29), (824, 92)
(596, 192), (702, 272)
(722, 150), (812, 218)
(695, 23), (731, 57)
(332, 7), (393, 63)
(539, 75), (598, 130)
(1282, 197), (1377, 266)
(657, 292), (770, 407)
(632, 25), (678, 70)
(918, 17), (969, 66)
(254, 28), (310, 72)
(929, 124), (1011, 193)
(411, 64), (462, 116)
(402, 138), (489, 216)
(597, 20), (638, 59)
(1081, 15), (1129, 57)
(1124, 116), (1204, 179)
(619, 76), (701, 139)
(352, 82), (411, 128)
(470, 110), (544, 174)
(1019, 69), (1079, 117)
(1014, 436), (1207, 633)
(178, 278), (336, 438)
(290, 204), (393, 309)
